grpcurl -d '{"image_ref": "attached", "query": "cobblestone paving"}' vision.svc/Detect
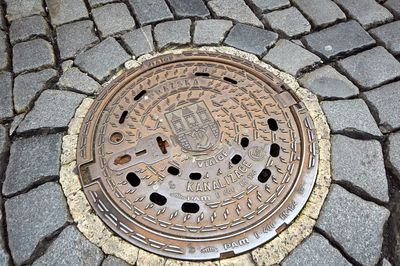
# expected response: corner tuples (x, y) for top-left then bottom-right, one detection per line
(0, 0), (399, 265)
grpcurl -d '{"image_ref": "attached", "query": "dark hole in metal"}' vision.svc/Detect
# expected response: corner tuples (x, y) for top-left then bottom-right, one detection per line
(240, 137), (249, 148)
(157, 136), (169, 154)
(270, 144), (280, 157)
(127, 172), (141, 187)
(135, 149), (147, 156)
(134, 90), (147, 101)
(114, 154), (131, 165)
(110, 132), (123, 144)
(119, 111), (128, 124)
(195, 72), (209, 77)
(268, 118), (278, 131)
(258, 169), (271, 183)
(231, 154), (242, 165)
(150, 193), (167, 206)
(181, 202), (200, 213)
(189, 172), (202, 180)
(167, 166), (180, 176)
(223, 77), (237, 84)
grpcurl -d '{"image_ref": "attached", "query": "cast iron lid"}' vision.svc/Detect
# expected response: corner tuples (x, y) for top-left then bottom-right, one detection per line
(77, 51), (318, 260)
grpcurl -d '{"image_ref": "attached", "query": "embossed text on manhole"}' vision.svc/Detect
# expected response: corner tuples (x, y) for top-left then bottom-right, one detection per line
(77, 51), (318, 260)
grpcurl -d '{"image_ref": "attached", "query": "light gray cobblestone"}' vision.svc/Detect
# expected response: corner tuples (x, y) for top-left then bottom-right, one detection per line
(249, 0), (290, 12)
(128, 0), (173, 26)
(369, 21), (400, 55)
(293, 0), (345, 28)
(209, 0), (263, 27)
(102, 256), (130, 266)
(388, 132), (400, 179)
(0, 30), (10, 71)
(0, 71), (13, 121)
(58, 67), (101, 95)
(121, 26), (154, 57)
(154, 19), (191, 49)
(194, 19), (233, 46)
(46, 0), (89, 26)
(4, 0), (45, 21)
(263, 7), (311, 37)
(384, 0), (400, 18)
(167, 0), (210, 18)
(9, 15), (50, 45)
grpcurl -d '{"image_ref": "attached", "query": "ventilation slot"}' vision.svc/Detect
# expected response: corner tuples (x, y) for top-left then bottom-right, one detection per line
(134, 90), (147, 101)
(240, 137), (249, 148)
(181, 202), (200, 213)
(119, 111), (128, 124)
(189, 173), (202, 180)
(223, 77), (238, 84)
(231, 154), (242, 165)
(167, 166), (180, 176)
(270, 144), (280, 157)
(126, 172), (141, 187)
(195, 72), (209, 77)
(150, 193), (167, 206)
(257, 169), (271, 183)
(268, 118), (278, 131)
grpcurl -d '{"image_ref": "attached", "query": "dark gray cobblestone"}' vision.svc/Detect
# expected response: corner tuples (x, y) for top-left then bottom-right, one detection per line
(154, 19), (191, 49)
(332, 135), (388, 201)
(249, 0), (290, 13)
(194, 19), (233, 46)
(4, 0), (45, 21)
(3, 133), (63, 196)
(303, 21), (375, 60)
(263, 7), (311, 38)
(0, 5), (6, 30)
(17, 90), (85, 133)
(317, 184), (390, 266)
(102, 255), (131, 266)
(128, 0), (173, 26)
(321, 99), (382, 137)
(337, 47), (400, 90)
(12, 39), (55, 75)
(5, 182), (70, 265)
(263, 40), (321, 76)
(46, 0), (89, 26)
(224, 23), (278, 57)
(0, 30), (10, 71)
(167, 0), (210, 18)
(9, 15), (50, 45)
(208, 0), (263, 27)
(13, 69), (58, 113)
(58, 67), (101, 95)
(121, 26), (154, 57)
(0, 72), (13, 121)
(282, 233), (351, 266)
(299, 65), (359, 99)
(57, 20), (99, 60)
(370, 21), (400, 56)
(293, 0), (345, 28)
(388, 132), (400, 179)
(334, 0), (393, 29)
(92, 3), (136, 38)
(33, 226), (104, 266)
(0, 195), (11, 266)
(364, 81), (400, 132)
(75, 37), (130, 81)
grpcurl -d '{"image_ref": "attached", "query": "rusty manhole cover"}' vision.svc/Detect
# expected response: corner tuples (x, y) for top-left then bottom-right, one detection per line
(77, 51), (318, 260)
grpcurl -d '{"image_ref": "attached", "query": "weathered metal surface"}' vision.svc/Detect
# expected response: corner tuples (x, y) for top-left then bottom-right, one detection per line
(77, 51), (318, 260)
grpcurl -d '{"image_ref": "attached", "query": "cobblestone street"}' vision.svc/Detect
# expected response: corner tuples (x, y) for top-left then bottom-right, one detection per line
(0, 0), (399, 265)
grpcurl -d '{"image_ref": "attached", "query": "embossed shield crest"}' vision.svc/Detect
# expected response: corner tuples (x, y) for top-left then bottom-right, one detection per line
(165, 102), (220, 152)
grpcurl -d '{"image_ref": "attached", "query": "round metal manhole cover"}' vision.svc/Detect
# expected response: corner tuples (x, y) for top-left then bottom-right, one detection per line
(77, 51), (318, 260)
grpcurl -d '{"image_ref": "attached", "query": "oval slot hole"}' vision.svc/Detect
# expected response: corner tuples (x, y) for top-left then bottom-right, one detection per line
(270, 144), (280, 157)
(150, 193), (167, 206)
(167, 166), (180, 176)
(258, 169), (271, 183)
(231, 154), (242, 165)
(181, 202), (200, 213)
(189, 173), (202, 180)
(126, 172), (141, 187)
(114, 154), (131, 165)
(195, 72), (209, 77)
(157, 136), (169, 154)
(223, 77), (238, 84)
(268, 118), (278, 131)
(135, 149), (147, 156)
(134, 90), (147, 101)
(240, 137), (249, 148)
(119, 111), (128, 124)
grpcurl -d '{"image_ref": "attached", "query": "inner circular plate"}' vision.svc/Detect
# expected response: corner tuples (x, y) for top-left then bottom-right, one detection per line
(76, 51), (318, 260)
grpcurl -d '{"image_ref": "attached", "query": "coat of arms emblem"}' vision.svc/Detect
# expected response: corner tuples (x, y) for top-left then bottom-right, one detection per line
(165, 101), (220, 152)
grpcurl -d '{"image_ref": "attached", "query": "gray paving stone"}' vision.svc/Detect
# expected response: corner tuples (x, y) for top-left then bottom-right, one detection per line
(332, 135), (388, 201)
(369, 21), (400, 55)
(0, 5), (6, 30)
(17, 90), (85, 133)
(9, 15), (50, 45)
(5, 182), (70, 265)
(10, 114), (24, 136)
(385, 0), (400, 18)
(209, 0), (263, 27)
(0, 124), (8, 170)
(249, 0), (290, 12)
(102, 256), (130, 266)
(293, 0), (345, 28)
(57, 20), (99, 60)
(338, 47), (400, 90)
(317, 184), (390, 266)
(382, 258), (392, 266)
(33, 226), (104, 266)
(299, 65), (359, 98)
(194, 19), (233, 46)
(321, 99), (382, 136)
(88, 0), (116, 8)
(263, 40), (321, 76)
(335, 0), (393, 29)
(167, 0), (210, 18)
(92, 3), (135, 38)
(121, 26), (154, 57)
(224, 23), (278, 57)
(263, 7), (311, 38)
(154, 19), (191, 49)
(58, 67), (101, 94)
(303, 21), (375, 60)
(0, 246), (10, 266)
(46, 0), (89, 26)
(0, 30), (9, 71)
(13, 69), (58, 113)
(4, 0), (45, 21)
(13, 39), (55, 74)
(282, 233), (351, 266)
(0, 72), (13, 121)
(388, 132), (400, 179)
(3, 133), (63, 196)
(75, 38), (130, 81)
(364, 81), (400, 132)
(128, 0), (173, 26)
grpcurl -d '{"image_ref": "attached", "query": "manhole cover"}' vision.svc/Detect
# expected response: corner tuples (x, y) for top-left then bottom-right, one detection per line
(77, 51), (318, 260)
